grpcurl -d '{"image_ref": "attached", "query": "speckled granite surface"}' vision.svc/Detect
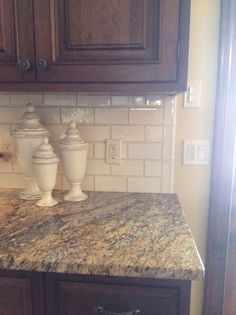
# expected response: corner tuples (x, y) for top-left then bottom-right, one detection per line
(0, 190), (204, 280)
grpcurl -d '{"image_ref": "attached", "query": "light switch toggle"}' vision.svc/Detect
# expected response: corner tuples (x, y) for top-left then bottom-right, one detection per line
(184, 81), (201, 108)
(183, 140), (210, 165)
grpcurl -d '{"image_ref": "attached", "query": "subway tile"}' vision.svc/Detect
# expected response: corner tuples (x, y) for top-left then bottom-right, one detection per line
(94, 142), (106, 159)
(0, 173), (24, 188)
(146, 95), (164, 107)
(111, 96), (129, 106)
(78, 94), (111, 107)
(164, 96), (176, 125)
(128, 143), (161, 160)
(129, 108), (163, 125)
(128, 177), (161, 193)
(0, 107), (25, 123)
(163, 126), (174, 160)
(146, 126), (162, 142)
(95, 176), (127, 192)
(161, 160), (173, 193)
(36, 107), (60, 124)
(79, 126), (110, 142)
(55, 174), (63, 190)
(86, 159), (110, 175)
(95, 108), (128, 125)
(61, 108), (93, 124)
(112, 126), (145, 142)
(0, 94), (10, 106)
(111, 160), (144, 176)
(0, 125), (11, 138)
(145, 161), (161, 177)
(10, 93), (43, 106)
(46, 125), (66, 142)
(63, 175), (94, 191)
(43, 93), (76, 106)
(87, 143), (94, 158)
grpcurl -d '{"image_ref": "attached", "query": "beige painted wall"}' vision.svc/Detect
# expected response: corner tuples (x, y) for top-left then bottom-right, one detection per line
(174, 0), (220, 315)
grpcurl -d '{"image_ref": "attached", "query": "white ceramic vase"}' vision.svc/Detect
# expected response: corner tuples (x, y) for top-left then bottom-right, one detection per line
(60, 121), (88, 201)
(12, 104), (48, 200)
(33, 138), (59, 207)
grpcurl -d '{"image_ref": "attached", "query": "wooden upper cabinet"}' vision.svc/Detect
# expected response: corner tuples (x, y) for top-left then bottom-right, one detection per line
(0, 0), (36, 82)
(0, 0), (190, 92)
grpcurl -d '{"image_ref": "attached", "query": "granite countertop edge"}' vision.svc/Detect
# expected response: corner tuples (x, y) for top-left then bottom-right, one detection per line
(0, 190), (205, 281)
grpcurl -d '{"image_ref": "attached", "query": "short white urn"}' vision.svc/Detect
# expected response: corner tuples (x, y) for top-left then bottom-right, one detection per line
(60, 121), (88, 201)
(33, 138), (59, 207)
(12, 104), (48, 200)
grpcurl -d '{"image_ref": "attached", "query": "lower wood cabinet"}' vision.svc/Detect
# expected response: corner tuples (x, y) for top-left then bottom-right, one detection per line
(0, 270), (191, 315)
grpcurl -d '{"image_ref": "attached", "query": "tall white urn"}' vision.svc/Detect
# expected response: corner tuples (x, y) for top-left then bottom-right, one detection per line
(60, 121), (88, 201)
(12, 104), (48, 200)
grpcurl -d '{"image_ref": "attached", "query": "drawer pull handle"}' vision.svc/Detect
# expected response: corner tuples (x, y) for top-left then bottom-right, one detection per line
(36, 58), (48, 71)
(93, 306), (140, 315)
(19, 59), (31, 71)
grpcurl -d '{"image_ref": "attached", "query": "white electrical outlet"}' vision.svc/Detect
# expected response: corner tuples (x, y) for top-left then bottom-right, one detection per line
(106, 139), (121, 164)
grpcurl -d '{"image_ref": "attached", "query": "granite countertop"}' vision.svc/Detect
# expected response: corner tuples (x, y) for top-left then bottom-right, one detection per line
(0, 190), (204, 281)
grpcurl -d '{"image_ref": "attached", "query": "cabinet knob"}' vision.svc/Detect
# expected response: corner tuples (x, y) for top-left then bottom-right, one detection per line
(36, 58), (47, 71)
(93, 306), (140, 315)
(19, 59), (31, 71)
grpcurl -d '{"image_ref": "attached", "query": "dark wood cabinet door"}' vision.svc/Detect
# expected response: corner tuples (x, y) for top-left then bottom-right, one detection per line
(0, 271), (44, 315)
(0, 0), (36, 82)
(45, 274), (191, 315)
(33, 0), (190, 92)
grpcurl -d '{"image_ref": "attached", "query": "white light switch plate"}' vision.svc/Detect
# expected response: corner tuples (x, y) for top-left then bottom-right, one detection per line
(184, 81), (201, 108)
(183, 140), (210, 165)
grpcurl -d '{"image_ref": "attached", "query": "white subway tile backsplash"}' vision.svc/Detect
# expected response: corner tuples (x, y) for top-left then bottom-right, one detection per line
(128, 177), (161, 193)
(146, 126), (162, 142)
(161, 161), (173, 193)
(61, 108), (93, 124)
(0, 93), (175, 193)
(94, 142), (106, 159)
(163, 126), (174, 160)
(95, 108), (128, 125)
(63, 175), (94, 191)
(10, 93), (43, 106)
(79, 126), (110, 142)
(129, 108), (163, 125)
(95, 176), (127, 192)
(36, 107), (60, 124)
(0, 107), (25, 123)
(111, 160), (144, 176)
(164, 96), (176, 125)
(145, 161), (161, 177)
(86, 159), (110, 175)
(128, 143), (161, 160)
(146, 95), (164, 107)
(78, 94), (111, 107)
(44, 93), (76, 106)
(112, 126), (145, 142)
(111, 96), (129, 106)
(0, 94), (10, 106)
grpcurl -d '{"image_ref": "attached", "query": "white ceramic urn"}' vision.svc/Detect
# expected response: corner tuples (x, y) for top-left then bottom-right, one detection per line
(60, 121), (88, 201)
(12, 104), (48, 200)
(33, 138), (59, 207)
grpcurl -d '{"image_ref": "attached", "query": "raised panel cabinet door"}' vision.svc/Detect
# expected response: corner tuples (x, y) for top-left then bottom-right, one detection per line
(0, 0), (36, 82)
(33, 0), (190, 91)
(0, 271), (45, 315)
(45, 274), (191, 315)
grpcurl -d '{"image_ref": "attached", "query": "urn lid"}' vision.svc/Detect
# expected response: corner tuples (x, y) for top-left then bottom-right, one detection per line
(33, 138), (59, 164)
(12, 103), (48, 137)
(60, 121), (88, 149)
